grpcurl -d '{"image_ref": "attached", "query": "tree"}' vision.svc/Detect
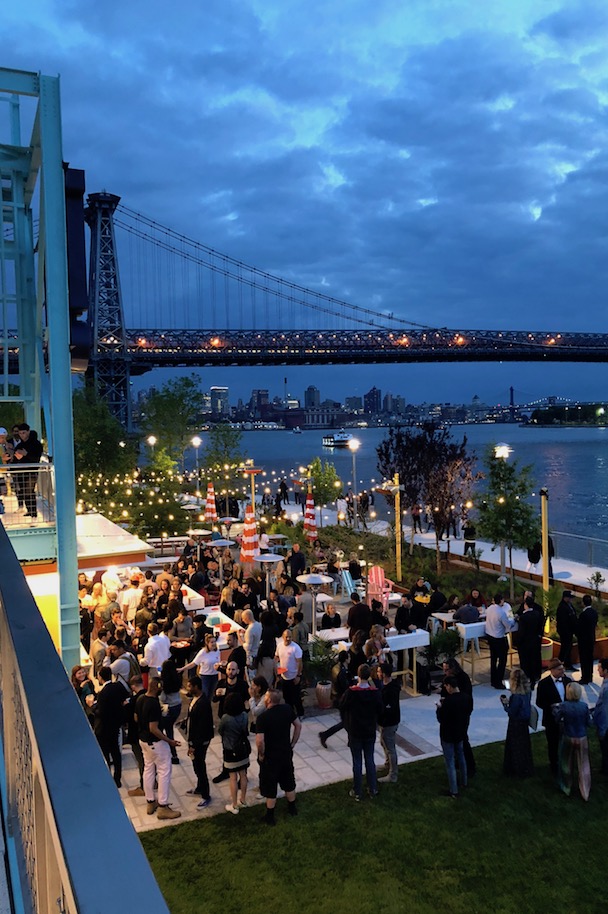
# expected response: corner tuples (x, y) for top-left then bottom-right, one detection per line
(201, 424), (245, 473)
(476, 446), (540, 600)
(377, 423), (479, 573)
(73, 383), (137, 475)
(140, 374), (205, 464)
(308, 457), (341, 527)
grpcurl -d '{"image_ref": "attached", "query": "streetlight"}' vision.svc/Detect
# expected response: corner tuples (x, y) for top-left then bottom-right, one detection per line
(146, 435), (157, 459)
(191, 435), (202, 491)
(540, 487), (550, 595)
(348, 438), (361, 531)
(494, 443), (512, 582)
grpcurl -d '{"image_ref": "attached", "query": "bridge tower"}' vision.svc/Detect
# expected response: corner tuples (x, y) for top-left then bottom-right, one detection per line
(85, 192), (132, 429)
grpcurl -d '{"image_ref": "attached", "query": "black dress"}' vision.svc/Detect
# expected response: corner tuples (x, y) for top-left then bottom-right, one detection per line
(503, 693), (534, 777)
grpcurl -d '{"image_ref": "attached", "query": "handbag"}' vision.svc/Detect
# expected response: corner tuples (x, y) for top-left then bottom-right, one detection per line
(529, 704), (539, 731)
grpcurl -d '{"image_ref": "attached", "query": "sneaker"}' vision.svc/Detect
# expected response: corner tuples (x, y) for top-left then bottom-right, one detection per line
(319, 734), (328, 749)
(171, 757), (180, 765)
(146, 800), (158, 815)
(348, 790), (362, 802)
(157, 805), (182, 820)
(368, 789), (379, 799)
(128, 787), (145, 797)
(225, 803), (239, 815)
(186, 788), (202, 796)
(213, 771), (230, 784)
(236, 799), (249, 808)
(197, 797), (212, 809)
(378, 775), (397, 784)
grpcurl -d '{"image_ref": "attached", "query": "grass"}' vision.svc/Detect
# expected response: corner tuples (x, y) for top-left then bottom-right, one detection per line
(141, 734), (607, 914)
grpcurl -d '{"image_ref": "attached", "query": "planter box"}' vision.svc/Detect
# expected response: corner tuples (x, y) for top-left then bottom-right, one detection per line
(542, 636), (608, 664)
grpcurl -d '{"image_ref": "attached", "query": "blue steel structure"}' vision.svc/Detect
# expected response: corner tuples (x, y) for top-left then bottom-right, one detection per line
(0, 68), (80, 669)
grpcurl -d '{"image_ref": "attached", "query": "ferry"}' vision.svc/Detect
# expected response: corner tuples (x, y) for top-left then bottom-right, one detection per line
(322, 430), (353, 449)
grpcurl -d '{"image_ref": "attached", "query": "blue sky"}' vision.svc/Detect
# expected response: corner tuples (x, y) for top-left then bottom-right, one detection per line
(4, 0), (608, 405)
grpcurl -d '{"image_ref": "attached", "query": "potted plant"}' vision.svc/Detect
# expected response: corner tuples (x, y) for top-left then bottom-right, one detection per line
(422, 629), (461, 669)
(307, 636), (336, 709)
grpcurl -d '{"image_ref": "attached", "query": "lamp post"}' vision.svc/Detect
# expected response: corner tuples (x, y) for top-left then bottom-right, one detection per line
(348, 438), (361, 531)
(241, 460), (263, 513)
(191, 435), (201, 492)
(494, 442), (511, 582)
(540, 486), (550, 594)
(146, 435), (157, 461)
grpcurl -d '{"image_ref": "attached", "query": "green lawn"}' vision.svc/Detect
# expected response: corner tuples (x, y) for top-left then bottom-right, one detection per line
(142, 734), (606, 914)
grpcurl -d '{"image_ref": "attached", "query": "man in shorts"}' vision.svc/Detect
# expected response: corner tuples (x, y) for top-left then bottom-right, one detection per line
(255, 689), (301, 826)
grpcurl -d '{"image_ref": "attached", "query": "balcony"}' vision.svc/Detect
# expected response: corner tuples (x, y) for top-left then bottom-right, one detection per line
(0, 464), (57, 563)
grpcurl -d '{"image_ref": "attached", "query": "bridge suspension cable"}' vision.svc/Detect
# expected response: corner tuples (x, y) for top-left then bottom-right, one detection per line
(114, 204), (434, 332)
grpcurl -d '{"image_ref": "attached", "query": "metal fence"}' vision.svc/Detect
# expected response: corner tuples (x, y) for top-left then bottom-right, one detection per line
(0, 464), (55, 527)
(552, 530), (608, 571)
(0, 524), (169, 914)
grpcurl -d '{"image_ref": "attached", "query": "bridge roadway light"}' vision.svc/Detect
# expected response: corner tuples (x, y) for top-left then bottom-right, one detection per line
(348, 438), (361, 531)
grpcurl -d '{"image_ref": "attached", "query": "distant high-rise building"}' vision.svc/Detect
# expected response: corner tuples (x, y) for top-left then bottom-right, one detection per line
(345, 396), (363, 412)
(210, 386), (230, 416)
(363, 386), (381, 414)
(304, 385), (321, 409)
(383, 392), (393, 413)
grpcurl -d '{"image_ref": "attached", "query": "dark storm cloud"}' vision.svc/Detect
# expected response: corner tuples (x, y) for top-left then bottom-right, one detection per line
(532, 2), (608, 43)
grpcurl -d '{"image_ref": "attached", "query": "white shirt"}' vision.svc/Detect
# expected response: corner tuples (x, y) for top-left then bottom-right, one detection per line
(120, 587), (143, 622)
(485, 602), (514, 639)
(192, 648), (221, 677)
(144, 634), (171, 671)
(276, 641), (303, 680)
(243, 620), (262, 663)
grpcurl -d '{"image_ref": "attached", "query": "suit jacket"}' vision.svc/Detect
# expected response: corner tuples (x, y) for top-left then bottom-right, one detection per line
(593, 681), (608, 738)
(535, 673), (572, 727)
(516, 610), (544, 654)
(187, 693), (214, 748)
(577, 606), (598, 645)
(94, 681), (127, 736)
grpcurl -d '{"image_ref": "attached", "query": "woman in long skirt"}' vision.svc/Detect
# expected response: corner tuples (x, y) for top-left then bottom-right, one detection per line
(553, 682), (592, 801)
(501, 668), (534, 777)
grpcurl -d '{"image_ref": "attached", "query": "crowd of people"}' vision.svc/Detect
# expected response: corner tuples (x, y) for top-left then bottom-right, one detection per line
(73, 537), (608, 818)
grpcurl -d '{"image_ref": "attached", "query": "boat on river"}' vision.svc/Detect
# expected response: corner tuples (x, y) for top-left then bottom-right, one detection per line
(322, 430), (353, 449)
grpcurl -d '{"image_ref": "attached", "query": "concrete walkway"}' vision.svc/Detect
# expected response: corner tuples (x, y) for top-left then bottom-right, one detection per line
(121, 645), (605, 833)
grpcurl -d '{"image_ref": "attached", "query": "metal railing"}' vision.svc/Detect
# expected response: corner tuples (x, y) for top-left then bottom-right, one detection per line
(0, 464), (55, 527)
(0, 524), (169, 914)
(551, 530), (608, 570)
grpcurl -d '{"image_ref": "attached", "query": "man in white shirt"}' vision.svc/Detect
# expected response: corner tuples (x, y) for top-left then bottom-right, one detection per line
(240, 609), (262, 668)
(143, 622), (172, 672)
(484, 592), (515, 689)
(120, 577), (143, 624)
(275, 630), (304, 717)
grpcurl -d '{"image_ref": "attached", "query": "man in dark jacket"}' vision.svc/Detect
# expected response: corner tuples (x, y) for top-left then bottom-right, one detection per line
(126, 675), (147, 796)
(378, 662), (401, 784)
(12, 423), (43, 517)
(536, 659), (572, 775)
(347, 593), (372, 639)
(436, 676), (473, 798)
(556, 590), (577, 670)
(185, 676), (214, 808)
(94, 667), (128, 787)
(340, 664), (383, 801)
(318, 651), (350, 749)
(578, 595), (598, 684)
(515, 595), (544, 688)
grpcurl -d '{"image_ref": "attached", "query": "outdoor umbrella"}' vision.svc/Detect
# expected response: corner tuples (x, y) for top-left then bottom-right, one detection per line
(303, 492), (317, 542)
(239, 504), (260, 566)
(204, 482), (218, 525)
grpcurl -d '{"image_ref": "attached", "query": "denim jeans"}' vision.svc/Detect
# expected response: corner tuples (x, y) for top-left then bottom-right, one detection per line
(380, 724), (398, 780)
(350, 736), (377, 797)
(441, 739), (467, 795)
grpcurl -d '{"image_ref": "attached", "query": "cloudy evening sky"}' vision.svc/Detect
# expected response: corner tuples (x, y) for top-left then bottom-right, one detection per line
(4, 0), (608, 406)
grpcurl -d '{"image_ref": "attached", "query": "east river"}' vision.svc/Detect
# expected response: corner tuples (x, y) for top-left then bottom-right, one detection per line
(233, 424), (608, 539)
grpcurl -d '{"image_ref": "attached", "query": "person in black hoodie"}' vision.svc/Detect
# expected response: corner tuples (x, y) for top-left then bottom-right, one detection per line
(340, 663), (383, 801)
(436, 675), (473, 798)
(378, 662), (401, 783)
(13, 424), (43, 518)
